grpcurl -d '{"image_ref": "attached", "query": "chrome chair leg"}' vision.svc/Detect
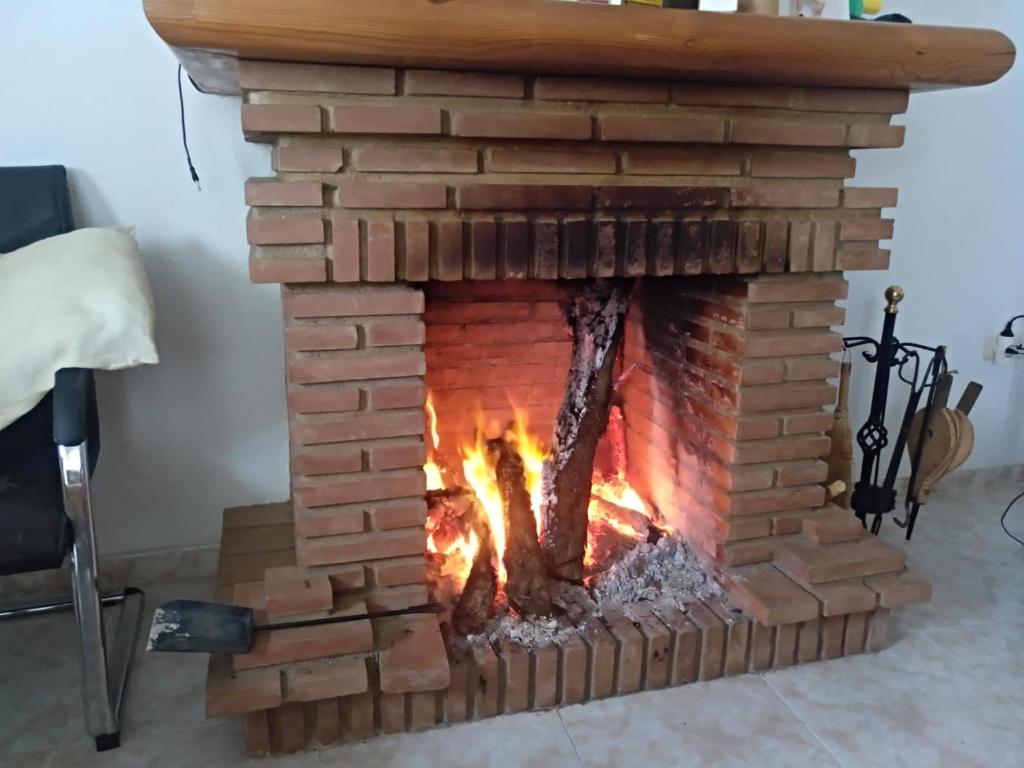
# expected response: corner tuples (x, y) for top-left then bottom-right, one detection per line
(58, 441), (143, 751)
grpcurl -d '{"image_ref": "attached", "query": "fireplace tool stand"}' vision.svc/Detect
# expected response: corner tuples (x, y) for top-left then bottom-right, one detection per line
(844, 286), (948, 540)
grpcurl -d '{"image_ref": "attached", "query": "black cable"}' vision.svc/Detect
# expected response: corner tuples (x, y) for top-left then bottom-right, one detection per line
(1000, 314), (1024, 337)
(1001, 490), (1024, 547)
(177, 64), (201, 191)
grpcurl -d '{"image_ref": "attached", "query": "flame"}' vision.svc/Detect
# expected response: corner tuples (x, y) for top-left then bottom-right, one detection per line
(424, 393), (656, 593)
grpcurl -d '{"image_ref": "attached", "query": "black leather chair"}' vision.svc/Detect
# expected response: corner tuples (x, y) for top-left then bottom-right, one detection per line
(0, 165), (144, 751)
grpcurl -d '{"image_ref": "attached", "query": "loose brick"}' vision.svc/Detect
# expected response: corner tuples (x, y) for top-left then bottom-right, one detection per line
(283, 657), (369, 703)
(284, 286), (424, 318)
(843, 187), (898, 209)
(841, 218), (895, 241)
(404, 69), (524, 98)
(242, 104), (321, 134)
(731, 119), (847, 147)
(535, 76), (668, 103)
(776, 537), (905, 584)
(864, 571), (932, 608)
(599, 115), (725, 143)
(352, 147), (478, 173)
(238, 60), (395, 94)
(731, 185), (840, 209)
(456, 184), (591, 211)
(368, 441), (426, 471)
(848, 123), (906, 149)
(837, 247), (891, 271)
(245, 180), (323, 207)
(722, 564), (820, 626)
(331, 105), (442, 135)
(275, 144), (345, 173)
(451, 111), (592, 140)
(624, 149), (743, 176)
(247, 214), (325, 246)
(750, 150), (856, 179)
(337, 181), (446, 209)
(487, 148), (615, 175)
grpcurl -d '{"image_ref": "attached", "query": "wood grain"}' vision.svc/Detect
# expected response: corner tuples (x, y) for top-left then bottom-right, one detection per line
(143, 0), (1014, 95)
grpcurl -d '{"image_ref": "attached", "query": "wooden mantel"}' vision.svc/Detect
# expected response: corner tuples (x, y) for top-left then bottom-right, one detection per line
(145, 0), (1014, 96)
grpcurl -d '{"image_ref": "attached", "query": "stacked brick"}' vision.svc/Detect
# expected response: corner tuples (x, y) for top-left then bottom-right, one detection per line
(217, 57), (934, 758)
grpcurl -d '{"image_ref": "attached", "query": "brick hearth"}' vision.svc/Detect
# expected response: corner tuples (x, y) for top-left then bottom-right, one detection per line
(202, 60), (934, 757)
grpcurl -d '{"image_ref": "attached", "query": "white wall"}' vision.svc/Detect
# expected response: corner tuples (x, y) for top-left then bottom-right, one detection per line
(1, 1), (1021, 556)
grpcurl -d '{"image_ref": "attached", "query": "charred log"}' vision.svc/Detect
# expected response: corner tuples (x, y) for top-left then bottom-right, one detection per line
(451, 501), (498, 636)
(488, 438), (552, 617)
(542, 280), (634, 583)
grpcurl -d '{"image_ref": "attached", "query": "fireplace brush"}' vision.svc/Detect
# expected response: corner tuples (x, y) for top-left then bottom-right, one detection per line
(146, 599), (444, 654)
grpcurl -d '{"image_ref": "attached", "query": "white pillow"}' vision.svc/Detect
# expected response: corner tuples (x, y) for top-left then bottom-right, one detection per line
(0, 227), (159, 430)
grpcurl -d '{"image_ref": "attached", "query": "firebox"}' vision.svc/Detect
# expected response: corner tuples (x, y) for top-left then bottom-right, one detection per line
(205, 58), (936, 757)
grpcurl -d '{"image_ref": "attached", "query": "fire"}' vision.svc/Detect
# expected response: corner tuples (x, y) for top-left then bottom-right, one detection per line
(424, 394), (658, 594)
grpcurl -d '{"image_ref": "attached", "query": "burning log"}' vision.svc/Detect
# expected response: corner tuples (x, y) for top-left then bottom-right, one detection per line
(542, 280), (634, 583)
(489, 438), (552, 617)
(451, 501), (498, 636)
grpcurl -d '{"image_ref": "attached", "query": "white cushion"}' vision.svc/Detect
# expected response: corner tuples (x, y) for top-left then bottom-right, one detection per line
(0, 227), (159, 430)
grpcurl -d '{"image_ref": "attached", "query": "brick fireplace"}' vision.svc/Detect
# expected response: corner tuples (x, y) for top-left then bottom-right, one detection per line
(186, 57), (953, 757)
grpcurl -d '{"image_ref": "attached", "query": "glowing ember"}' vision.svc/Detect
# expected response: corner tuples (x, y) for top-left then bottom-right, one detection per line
(424, 395), (661, 598)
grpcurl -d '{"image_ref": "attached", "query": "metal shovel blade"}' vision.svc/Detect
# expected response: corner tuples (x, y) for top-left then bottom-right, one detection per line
(147, 599), (255, 654)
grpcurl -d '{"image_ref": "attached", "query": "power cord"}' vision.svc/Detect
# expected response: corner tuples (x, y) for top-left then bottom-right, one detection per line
(1001, 490), (1024, 547)
(177, 64), (202, 191)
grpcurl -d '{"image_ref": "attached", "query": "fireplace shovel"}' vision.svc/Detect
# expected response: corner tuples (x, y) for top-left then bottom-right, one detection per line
(146, 599), (444, 654)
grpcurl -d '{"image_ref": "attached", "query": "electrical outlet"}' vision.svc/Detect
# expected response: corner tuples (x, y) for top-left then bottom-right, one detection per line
(989, 334), (1024, 366)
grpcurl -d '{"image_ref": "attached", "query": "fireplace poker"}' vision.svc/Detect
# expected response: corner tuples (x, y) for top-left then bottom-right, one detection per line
(146, 599), (444, 654)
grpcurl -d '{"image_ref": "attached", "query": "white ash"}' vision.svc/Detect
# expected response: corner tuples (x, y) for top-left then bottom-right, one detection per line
(145, 608), (182, 651)
(591, 533), (722, 615)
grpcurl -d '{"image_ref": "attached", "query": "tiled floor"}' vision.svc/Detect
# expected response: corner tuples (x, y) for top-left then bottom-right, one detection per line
(2, 478), (1023, 767)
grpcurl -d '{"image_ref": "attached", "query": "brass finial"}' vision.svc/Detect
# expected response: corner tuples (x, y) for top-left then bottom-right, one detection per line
(885, 285), (905, 314)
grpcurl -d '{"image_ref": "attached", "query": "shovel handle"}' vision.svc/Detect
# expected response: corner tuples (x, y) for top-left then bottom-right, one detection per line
(955, 382), (983, 415)
(254, 602), (445, 633)
(932, 373), (954, 409)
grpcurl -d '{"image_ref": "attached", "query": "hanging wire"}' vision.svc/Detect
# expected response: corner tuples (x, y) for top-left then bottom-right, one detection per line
(177, 64), (202, 191)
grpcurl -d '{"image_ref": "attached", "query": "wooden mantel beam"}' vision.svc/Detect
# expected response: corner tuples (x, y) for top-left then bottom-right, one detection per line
(144, 0), (1014, 95)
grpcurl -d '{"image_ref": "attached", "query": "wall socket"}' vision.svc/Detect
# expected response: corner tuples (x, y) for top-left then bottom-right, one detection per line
(987, 334), (1024, 366)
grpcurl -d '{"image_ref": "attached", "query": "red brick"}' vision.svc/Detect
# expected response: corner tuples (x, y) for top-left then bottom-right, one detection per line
(487, 148), (615, 175)
(367, 381), (427, 410)
(337, 182), (446, 209)
(373, 557), (428, 587)
(245, 180), (322, 207)
(794, 88), (909, 114)
(782, 411), (835, 435)
(241, 104), (321, 134)
(402, 220), (430, 282)
(843, 187), (898, 209)
(434, 220), (464, 280)
(264, 570), (334, 619)
(284, 657), (369, 703)
(791, 305), (846, 328)
(247, 215), (325, 246)
(284, 287), (424, 318)
(206, 656), (282, 717)
(365, 320), (425, 347)
(468, 220), (498, 280)
(624, 148), (743, 176)
(369, 442), (426, 471)
(370, 500), (428, 531)
(599, 115), (725, 143)
(451, 111), (591, 140)
(814, 220), (839, 272)
(297, 526), (427, 563)
(364, 221), (395, 282)
(377, 614), (449, 694)
(292, 411), (424, 447)
(288, 386), (361, 414)
(763, 221), (789, 272)
(847, 123), (906, 149)
(238, 60), (395, 94)
(750, 150), (856, 179)
(404, 69), (524, 98)
(841, 218), (895, 241)
(286, 324), (358, 352)
(234, 608), (373, 669)
(727, 485), (827, 517)
(289, 351), (425, 385)
(294, 505), (365, 537)
(745, 277), (848, 303)
(784, 357), (842, 381)
(535, 77), (668, 103)
(456, 185), (591, 211)
(775, 459), (829, 487)
(731, 185), (840, 209)
(249, 247), (327, 284)
(837, 247), (890, 271)
(330, 105), (441, 135)
(274, 145), (345, 172)
(741, 330), (843, 358)
(292, 444), (363, 476)
(731, 435), (831, 465)
(598, 186), (727, 210)
(787, 221), (812, 272)
(351, 147), (478, 174)
(731, 120), (847, 147)
(330, 218), (360, 283)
